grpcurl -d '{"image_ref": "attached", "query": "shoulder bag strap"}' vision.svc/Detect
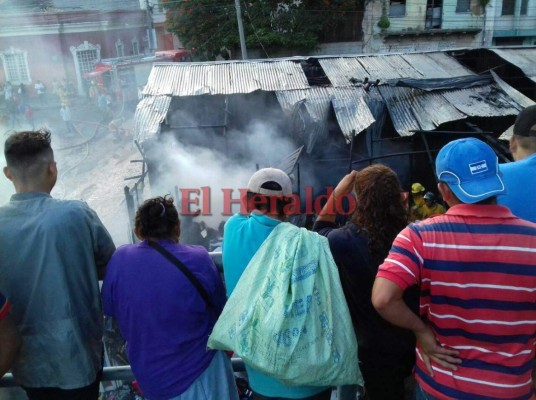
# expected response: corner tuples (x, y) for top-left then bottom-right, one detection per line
(148, 241), (213, 309)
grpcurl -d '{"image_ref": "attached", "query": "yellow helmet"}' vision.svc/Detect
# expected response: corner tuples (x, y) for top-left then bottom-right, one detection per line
(411, 182), (425, 194)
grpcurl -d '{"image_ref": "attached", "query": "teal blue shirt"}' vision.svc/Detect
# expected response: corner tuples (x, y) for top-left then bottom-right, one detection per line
(222, 212), (327, 398)
(0, 192), (115, 389)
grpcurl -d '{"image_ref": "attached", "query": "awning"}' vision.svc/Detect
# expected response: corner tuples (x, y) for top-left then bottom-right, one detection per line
(83, 64), (112, 78)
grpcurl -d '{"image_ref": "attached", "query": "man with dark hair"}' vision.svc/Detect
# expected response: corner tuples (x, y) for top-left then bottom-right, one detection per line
(372, 138), (536, 400)
(499, 104), (536, 222)
(0, 130), (116, 399)
(222, 168), (331, 400)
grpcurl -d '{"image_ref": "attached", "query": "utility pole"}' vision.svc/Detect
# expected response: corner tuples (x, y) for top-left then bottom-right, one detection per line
(145, 0), (156, 53)
(234, 0), (248, 60)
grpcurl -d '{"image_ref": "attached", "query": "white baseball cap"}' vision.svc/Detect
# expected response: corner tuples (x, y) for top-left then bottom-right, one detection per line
(247, 168), (292, 196)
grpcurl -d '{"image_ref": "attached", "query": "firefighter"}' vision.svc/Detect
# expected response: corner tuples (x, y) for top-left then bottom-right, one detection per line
(422, 191), (446, 218)
(410, 182), (426, 221)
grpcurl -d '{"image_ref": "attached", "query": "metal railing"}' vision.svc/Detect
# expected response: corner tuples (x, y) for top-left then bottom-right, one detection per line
(0, 358), (245, 387)
(0, 251), (229, 388)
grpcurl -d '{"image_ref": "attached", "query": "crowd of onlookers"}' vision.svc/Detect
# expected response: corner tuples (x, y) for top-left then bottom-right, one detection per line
(0, 105), (535, 400)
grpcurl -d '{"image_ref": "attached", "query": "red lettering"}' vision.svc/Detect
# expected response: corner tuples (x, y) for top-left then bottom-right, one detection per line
(314, 187), (335, 215)
(180, 188), (200, 215)
(200, 186), (211, 215)
(304, 186), (314, 214)
(283, 194), (301, 215)
(222, 188), (248, 215)
(335, 194), (356, 216)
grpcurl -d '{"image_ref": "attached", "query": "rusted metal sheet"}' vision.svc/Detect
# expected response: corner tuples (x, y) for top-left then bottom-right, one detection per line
(144, 60), (310, 96)
(134, 95), (172, 143)
(491, 48), (536, 83)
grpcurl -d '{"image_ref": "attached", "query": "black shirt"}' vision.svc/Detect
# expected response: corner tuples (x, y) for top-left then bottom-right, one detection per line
(313, 220), (417, 378)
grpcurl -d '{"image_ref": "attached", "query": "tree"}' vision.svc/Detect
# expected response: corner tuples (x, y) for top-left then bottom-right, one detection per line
(163, 0), (361, 60)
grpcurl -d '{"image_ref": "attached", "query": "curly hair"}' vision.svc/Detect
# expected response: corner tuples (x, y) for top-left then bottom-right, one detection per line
(351, 164), (408, 264)
(134, 195), (180, 240)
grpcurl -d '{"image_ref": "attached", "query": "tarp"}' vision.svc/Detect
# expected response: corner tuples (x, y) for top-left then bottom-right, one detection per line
(391, 74), (493, 91)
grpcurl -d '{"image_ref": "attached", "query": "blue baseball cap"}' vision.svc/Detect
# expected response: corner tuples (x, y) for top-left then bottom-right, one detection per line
(435, 138), (505, 204)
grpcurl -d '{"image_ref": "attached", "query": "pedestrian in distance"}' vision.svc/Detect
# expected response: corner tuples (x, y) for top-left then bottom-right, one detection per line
(34, 80), (46, 106)
(17, 83), (27, 103)
(60, 103), (75, 135)
(314, 165), (417, 400)
(372, 137), (536, 400)
(102, 196), (238, 400)
(18, 102), (35, 130)
(0, 129), (116, 399)
(498, 104), (536, 222)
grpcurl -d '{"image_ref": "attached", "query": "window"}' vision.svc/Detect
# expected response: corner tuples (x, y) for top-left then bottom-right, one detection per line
(70, 41), (100, 96)
(501, 0), (515, 15)
(76, 49), (98, 76)
(521, 0), (528, 14)
(132, 37), (140, 55)
(456, 0), (471, 12)
(390, 0), (406, 16)
(116, 39), (125, 58)
(0, 48), (31, 84)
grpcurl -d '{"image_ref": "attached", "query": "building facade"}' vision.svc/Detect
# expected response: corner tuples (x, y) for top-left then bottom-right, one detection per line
(361, 0), (535, 52)
(0, 0), (170, 97)
(491, 0), (536, 45)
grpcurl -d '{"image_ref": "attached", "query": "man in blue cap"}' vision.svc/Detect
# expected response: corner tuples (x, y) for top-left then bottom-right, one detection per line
(499, 104), (536, 222)
(372, 137), (536, 400)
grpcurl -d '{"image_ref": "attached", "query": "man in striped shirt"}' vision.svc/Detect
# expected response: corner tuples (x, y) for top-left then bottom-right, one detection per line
(372, 137), (536, 400)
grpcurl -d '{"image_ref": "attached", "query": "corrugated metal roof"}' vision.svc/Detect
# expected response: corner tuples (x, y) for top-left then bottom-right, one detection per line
(491, 70), (535, 108)
(276, 88), (330, 153)
(318, 52), (474, 88)
(491, 48), (536, 83)
(379, 86), (466, 136)
(412, 52), (474, 77)
(144, 60), (310, 97)
(136, 51), (528, 144)
(317, 57), (369, 87)
(276, 87), (375, 151)
(330, 87), (376, 143)
(442, 85), (521, 117)
(134, 95), (172, 143)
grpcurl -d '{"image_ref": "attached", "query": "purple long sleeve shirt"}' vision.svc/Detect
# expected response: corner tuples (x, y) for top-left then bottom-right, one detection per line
(102, 240), (226, 400)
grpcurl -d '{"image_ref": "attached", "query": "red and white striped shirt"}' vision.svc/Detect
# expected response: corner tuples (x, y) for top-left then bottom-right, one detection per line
(378, 204), (536, 400)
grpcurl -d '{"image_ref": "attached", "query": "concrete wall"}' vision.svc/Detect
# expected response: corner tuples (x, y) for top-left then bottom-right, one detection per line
(362, 0), (485, 52)
(492, 0), (536, 41)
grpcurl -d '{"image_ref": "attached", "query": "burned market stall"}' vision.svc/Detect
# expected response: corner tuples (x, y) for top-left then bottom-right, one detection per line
(452, 47), (536, 102)
(130, 50), (531, 242)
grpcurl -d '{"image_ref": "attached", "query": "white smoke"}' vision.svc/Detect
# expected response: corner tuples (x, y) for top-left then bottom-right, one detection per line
(148, 119), (298, 228)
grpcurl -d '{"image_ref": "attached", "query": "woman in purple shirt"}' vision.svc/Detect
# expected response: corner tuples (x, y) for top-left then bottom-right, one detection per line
(102, 196), (238, 400)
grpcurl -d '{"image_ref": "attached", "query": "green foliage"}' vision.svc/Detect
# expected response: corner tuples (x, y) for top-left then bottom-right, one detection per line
(377, 15), (390, 29)
(162, 0), (361, 60)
